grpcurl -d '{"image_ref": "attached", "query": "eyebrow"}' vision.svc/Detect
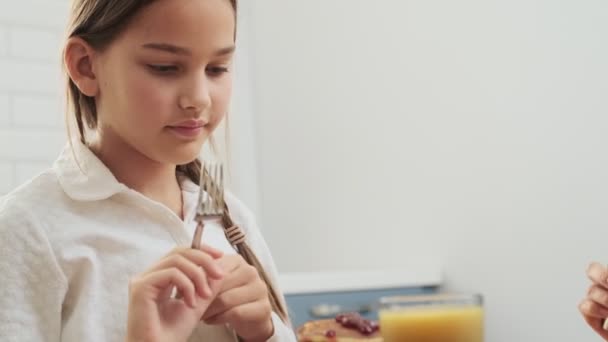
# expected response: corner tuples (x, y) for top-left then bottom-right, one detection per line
(142, 43), (236, 57)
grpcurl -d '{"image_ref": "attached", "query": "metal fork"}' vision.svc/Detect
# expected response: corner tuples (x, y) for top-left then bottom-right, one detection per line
(191, 161), (225, 249)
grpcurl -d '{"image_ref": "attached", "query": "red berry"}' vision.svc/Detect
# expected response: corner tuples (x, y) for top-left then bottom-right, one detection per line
(336, 315), (349, 325)
(325, 329), (337, 338)
(333, 312), (379, 336)
(361, 325), (374, 335)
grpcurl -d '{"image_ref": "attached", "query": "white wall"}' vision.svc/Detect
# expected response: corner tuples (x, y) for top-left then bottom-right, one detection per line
(225, 0), (261, 216)
(0, 1), (261, 214)
(0, 1), (68, 195)
(249, 1), (608, 341)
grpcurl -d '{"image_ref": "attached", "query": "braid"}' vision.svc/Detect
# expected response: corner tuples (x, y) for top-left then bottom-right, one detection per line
(179, 160), (290, 324)
(222, 210), (289, 323)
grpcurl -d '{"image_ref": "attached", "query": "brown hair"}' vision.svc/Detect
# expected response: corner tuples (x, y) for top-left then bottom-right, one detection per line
(64, 0), (289, 326)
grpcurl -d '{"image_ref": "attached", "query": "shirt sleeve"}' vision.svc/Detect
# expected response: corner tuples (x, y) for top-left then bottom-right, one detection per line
(0, 200), (68, 342)
(266, 311), (297, 342)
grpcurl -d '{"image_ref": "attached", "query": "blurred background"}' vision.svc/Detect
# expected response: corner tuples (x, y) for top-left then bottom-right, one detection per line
(1, 0), (608, 341)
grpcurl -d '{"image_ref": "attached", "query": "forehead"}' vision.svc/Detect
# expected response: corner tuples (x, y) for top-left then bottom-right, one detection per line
(119, 0), (236, 52)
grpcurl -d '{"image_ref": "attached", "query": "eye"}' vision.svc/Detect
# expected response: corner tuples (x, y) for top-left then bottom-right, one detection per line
(206, 66), (229, 77)
(147, 64), (179, 74)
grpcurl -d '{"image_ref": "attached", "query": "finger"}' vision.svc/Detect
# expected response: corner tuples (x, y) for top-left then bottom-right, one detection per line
(217, 257), (258, 292)
(160, 284), (176, 301)
(142, 268), (196, 308)
(205, 300), (271, 325)
(150, 254), (214, 298)
(580, 306), (608, 340)
(199, 244), (224, 259)
(180, 249), (225, 279)
(588, 262), (608, 286)
(580, 298), (608, 319)
(217, 254), (245, 272)
(589, 285), (608, 309)
(157, 247), (224, 279)
(154, 248), (224, 280)
(202, 281), (267, 320)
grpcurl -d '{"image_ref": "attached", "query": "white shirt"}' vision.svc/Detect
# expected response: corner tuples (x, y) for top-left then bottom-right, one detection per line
(0, 140), (296, 342)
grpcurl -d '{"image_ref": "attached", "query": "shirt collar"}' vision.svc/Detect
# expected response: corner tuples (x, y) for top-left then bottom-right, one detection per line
(53, 138), (204, 221)
(53, 139), (128, 201)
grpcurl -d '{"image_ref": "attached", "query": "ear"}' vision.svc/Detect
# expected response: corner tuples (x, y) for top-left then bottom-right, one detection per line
(64, 37), (99, 97)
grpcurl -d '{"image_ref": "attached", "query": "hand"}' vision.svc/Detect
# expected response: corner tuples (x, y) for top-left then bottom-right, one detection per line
(126, 245), (225, 342)
(202, 254), (274, 342)
(580, 262), (608, 341)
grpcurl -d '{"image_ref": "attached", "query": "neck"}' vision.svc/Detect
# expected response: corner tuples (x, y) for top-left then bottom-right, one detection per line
(89, 132), (184, 219)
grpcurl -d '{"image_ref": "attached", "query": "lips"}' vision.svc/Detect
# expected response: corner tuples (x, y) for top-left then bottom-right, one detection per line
(167, 119), (206, 138)
(169, 119), (205, 129)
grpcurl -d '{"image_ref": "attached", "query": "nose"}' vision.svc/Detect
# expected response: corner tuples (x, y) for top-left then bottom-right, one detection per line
(178, 72), (212, 116)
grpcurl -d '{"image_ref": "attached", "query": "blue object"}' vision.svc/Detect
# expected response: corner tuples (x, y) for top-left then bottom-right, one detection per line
(285, 285), (439, 328)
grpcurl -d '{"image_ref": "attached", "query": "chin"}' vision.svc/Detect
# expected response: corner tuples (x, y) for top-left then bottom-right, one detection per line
(171, 153), (200, 166)
(142, 138), (203, 166)
(167, 142), (203, 164)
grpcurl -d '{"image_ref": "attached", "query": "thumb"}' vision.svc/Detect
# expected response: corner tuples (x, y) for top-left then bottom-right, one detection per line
(583, 315), (608, 341)
(193, 278), (223, 316)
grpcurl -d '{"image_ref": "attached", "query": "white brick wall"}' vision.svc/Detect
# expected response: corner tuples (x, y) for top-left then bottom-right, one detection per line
(8, 27), (63, 62)
(0, 2), (68, 28)
(0, 60), (62, 93)
(0, 1), (70, 195)
(13, 95), (63, 127)
(0, 129), (65, 160)
(15, 161), (53, 185)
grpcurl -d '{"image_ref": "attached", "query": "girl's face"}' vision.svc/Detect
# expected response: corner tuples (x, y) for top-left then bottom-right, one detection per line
(94, 0), (235, 165)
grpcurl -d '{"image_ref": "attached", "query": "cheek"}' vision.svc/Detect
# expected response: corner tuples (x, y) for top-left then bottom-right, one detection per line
(123, 69), (175, 124)
(210, 79), (233, 124)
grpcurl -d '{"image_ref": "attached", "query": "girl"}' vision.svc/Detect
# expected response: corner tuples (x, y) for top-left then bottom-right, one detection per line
(0, 0), (296, 341)
(580, 262), (608, 340)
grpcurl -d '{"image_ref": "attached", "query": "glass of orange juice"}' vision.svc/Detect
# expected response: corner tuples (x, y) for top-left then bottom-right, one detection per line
(378, 293), (484, 342)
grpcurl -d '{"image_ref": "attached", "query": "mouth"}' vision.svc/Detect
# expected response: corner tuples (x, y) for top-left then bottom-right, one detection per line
(167, 125), (204, 138)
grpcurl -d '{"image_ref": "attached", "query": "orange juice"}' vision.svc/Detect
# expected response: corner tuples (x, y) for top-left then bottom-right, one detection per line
(378, 294), (483, 342)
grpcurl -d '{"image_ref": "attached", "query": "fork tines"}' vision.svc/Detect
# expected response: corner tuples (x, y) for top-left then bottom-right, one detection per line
(198, 161), (225, 217)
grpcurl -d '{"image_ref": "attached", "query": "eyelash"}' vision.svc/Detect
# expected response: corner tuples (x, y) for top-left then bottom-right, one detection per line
(207, 66), (230, 76)
(148, 65), (178, 73)
(147, 65), (230, 76)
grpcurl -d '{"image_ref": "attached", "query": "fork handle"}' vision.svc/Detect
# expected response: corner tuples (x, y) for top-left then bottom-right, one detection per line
(191, 218), (205, 249)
